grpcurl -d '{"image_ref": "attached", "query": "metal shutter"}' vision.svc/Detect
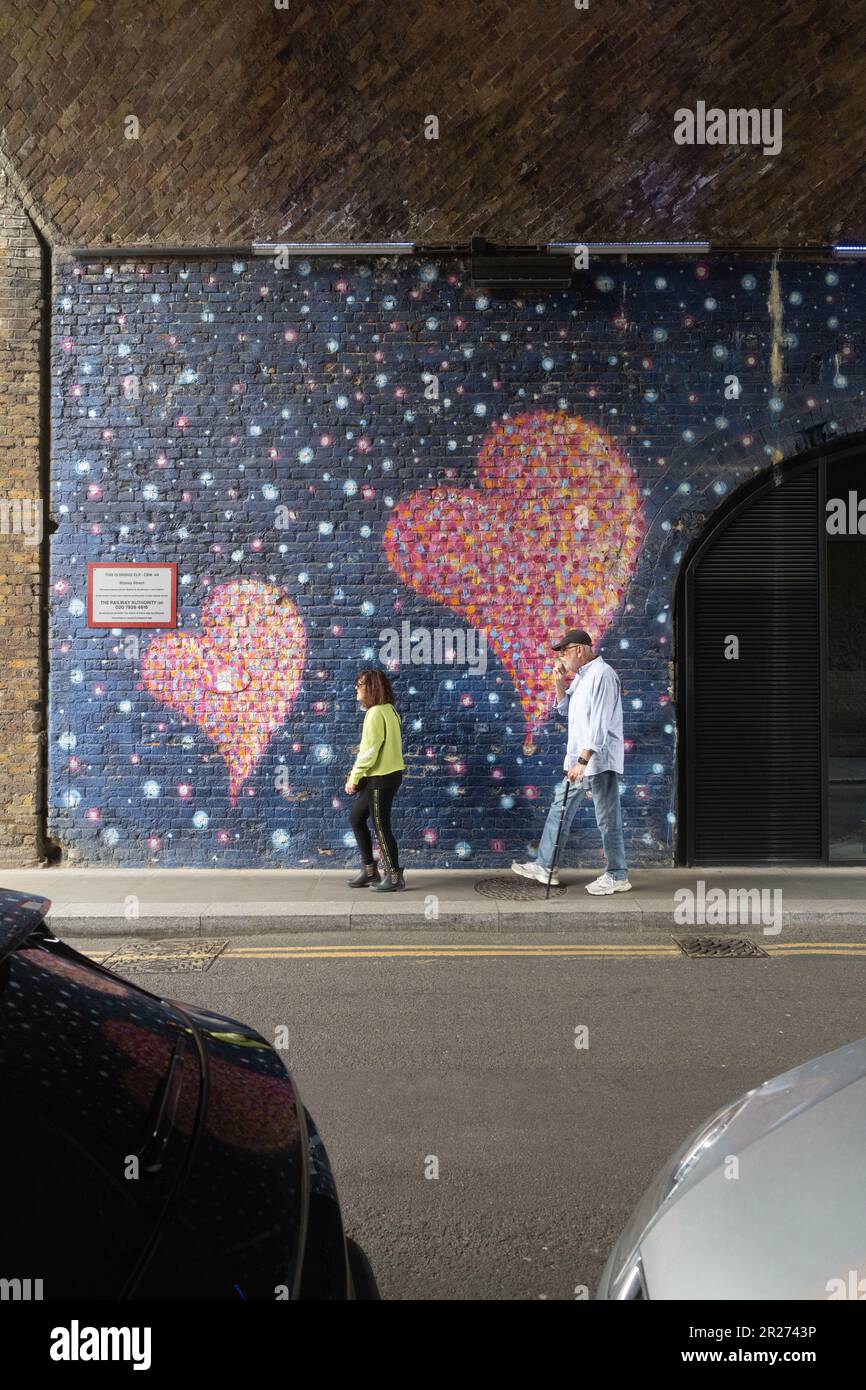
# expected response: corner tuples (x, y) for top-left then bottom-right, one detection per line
(688, 471), (821, 862)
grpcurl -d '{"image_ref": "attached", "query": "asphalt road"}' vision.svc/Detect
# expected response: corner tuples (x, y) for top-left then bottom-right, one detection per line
(77, 930), (866, 1300)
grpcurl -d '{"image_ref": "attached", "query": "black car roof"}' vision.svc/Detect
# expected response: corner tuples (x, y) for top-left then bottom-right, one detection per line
(0, 888), (51, 962)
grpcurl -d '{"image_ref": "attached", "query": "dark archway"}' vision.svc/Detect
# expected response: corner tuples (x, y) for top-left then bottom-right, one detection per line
(676, 432), (866, 865)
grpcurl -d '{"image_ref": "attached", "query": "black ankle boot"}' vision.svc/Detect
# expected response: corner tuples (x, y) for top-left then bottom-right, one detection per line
(347, 866), (381, 888)
(372, 868), (405, 892)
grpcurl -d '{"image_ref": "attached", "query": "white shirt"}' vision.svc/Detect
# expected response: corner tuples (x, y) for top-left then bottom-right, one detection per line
(554, 656), (624, 776)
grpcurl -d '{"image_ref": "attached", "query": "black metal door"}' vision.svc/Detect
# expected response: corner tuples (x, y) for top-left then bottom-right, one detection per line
(682, 468), (822, 863)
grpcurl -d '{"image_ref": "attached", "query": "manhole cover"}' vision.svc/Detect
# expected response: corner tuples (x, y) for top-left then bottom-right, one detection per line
(101, 939), (230, 973)
(474, 875), (568, 901)
(672, 935), (769, 958)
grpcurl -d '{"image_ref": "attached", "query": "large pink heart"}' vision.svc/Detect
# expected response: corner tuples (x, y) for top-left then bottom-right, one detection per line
(384, 410), (645, 749)
(141, 580), (306, 804)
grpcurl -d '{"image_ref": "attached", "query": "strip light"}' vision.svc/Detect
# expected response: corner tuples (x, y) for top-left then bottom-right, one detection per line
(252, 242), (415, 256)
(254, 240), (714, 257)
(548, 241), (711, 255)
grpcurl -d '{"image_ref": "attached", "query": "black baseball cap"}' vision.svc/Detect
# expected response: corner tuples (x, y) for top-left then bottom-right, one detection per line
(552, 628), (593, 650)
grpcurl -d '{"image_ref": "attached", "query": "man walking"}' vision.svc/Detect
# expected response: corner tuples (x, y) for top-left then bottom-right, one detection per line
(511, 628), (631, 895)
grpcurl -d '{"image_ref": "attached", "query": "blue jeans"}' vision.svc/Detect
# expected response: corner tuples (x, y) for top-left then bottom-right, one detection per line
(536, 772), (628, 880)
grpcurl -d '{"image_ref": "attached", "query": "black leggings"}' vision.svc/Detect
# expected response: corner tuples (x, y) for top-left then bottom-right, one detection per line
(349, 771), (403, 873)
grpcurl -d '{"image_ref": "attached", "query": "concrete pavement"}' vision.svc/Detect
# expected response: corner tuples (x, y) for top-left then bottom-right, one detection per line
(0, 864), (863, 936)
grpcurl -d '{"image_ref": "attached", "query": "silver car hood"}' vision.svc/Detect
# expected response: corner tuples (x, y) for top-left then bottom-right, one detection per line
(641, 1038), (866, 1299)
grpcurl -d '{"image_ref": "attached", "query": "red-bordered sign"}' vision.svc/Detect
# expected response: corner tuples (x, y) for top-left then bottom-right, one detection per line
(86, 562), (178, 628)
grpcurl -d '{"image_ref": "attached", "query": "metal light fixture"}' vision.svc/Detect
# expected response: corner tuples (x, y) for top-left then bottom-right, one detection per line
(252, 242), (415, 256)
(548, 240), (711, 255)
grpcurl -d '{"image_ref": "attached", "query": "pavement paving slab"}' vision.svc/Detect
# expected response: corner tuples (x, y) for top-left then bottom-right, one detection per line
(0, 865), (862, 938)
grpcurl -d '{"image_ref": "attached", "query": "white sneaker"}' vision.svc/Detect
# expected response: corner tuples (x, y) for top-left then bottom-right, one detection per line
(511, 860), (560, 887)
(585, 873), (631, 895)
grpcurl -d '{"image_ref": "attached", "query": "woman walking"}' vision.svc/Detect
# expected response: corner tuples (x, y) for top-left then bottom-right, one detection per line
(345, 669), (406, 891)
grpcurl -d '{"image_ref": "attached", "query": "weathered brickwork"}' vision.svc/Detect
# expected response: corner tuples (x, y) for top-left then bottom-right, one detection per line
(0, 0), (865, 245)
(48, 252), (866, 868)
(0, 170), (43, 864)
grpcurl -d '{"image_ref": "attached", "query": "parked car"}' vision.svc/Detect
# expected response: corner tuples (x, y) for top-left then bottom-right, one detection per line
(597, 1034), (866, 1299)
(0, 887), (376, 1299)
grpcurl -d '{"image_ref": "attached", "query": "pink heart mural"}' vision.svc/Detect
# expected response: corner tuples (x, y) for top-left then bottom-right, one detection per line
(383, 410), (645, 750)
(141, 579), (306, 804)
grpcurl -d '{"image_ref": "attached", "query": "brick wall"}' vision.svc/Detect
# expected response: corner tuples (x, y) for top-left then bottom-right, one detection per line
(1, 0), (865, 246)
(48, 253), (866, 868)
(0, 170), (43, 865)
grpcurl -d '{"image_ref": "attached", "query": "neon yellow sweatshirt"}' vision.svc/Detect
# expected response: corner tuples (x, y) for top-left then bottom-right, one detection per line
(349, 703), (406, 781)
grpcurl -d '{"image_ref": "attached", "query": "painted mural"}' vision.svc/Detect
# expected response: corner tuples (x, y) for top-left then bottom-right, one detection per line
(384, 410), (645, 751)
(140, 579), (306, 806)
(49, 255), (866, 865)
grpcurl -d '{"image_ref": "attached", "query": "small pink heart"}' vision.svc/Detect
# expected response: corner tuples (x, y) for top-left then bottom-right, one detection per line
(384, 410), (645, 749)
(142, 580), (306, 804)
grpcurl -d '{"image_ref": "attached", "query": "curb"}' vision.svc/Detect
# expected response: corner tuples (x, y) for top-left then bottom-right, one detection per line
(45, 901), (866, 938)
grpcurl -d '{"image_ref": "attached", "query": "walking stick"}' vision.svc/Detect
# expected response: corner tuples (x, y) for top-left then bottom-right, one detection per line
(545, 775), (572, 900)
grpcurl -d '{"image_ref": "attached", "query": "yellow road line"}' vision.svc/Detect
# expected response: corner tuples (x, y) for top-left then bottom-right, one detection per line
(227, 947), (680, 954)
(90, 946), (680, 960)
(226, 947), (864, 959)
(768, 948), (866, 956)
(224, 945), (679, 955)
(225, 943), (679, 953)
(83, 941), (866, 962)
(223, 951), (680, 960)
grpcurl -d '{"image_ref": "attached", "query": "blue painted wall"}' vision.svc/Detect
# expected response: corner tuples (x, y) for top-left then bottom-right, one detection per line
(48, 254), (866, 866)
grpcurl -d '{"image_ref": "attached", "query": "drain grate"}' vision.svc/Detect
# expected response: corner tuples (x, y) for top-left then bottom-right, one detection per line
(672, 935), (769, 958)
(101, 939), (230, 973)
(474, 875), (568, 901)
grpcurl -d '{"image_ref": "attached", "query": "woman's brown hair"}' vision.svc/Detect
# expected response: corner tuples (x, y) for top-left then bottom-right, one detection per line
(355, 668), (396, 708)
